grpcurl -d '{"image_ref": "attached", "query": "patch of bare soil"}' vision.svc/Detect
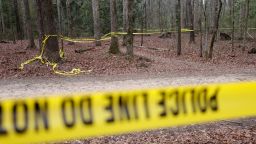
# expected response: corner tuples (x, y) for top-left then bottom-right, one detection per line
(0, 34), (255, 79)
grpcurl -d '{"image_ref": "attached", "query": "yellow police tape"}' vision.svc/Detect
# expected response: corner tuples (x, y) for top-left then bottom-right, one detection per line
(0, 82), (256, 144)
(19, 35), (90, 76)
(20, 29), (193, 76)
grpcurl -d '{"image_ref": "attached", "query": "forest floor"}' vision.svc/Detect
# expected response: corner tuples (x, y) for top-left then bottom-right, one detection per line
(0, 34), (256, 143)
(0, 34), (256, 79)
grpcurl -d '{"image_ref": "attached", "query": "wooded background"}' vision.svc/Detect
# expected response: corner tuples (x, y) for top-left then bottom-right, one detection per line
(0, 0), (255, 61)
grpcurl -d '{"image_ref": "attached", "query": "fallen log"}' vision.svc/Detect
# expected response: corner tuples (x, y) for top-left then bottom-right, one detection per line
(75, 47), (95, 54)
(134, 45), (168, 51)
(248, 48), (256, 54)
(0, 40), (9, 43)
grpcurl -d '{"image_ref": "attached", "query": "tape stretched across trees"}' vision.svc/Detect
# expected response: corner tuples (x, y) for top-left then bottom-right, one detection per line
(0, 82), (256, 144)
(19, 29), (193, 76)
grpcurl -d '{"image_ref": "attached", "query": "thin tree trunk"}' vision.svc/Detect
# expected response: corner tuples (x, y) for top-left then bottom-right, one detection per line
(57, 0), (62, 34)
(145, 0), (148, 32)
(122, 0), (128, 46)
(35, 0), (44, 49)
(187, 0), (195, 43)
(243, 0), (250, 52)
(158, 0), (163, 32)
(199, 0), (203, 57)
(56, 0), (64, 55)
(8, 0), (16, 43)
(109, 0), (119, 54)
(203, 0), (209, 58)
(66, 0), (74, 38)
(141, 1), (146, 46)
(231, 0), (235, 52)
(42, 0), (61, 62)
(0, 0), (5, 34)
(13, 0), (23, 40)
(92, 0), (101, 46)
(208, 0), (222, 59)
(20, 0), (26, 39)
(239, 2), (245, 39)
(176, 0), (182, 56)
(126, 0), (134, 56)
(23, 0), (36, 49)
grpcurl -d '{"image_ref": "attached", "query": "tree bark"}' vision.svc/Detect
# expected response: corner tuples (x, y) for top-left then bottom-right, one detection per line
(208, 0), (222, 59)
(92, 0), (101, 46)
(23, 0), (36, 49)
(203, 0), (209, 58)
(243, 0), (250, 51)
(13, 0), (23, 40)
(187, 0), (195, 43)
(158, 0), (163, 32)
(176, 0), (182, 56)
(141, 1), (146, 47)
(126, 0), (134, 56)
(0, 0), (5, 34)
(35, 0), (44, 50)
(231, 0), (235, 52)
(66, 0), (74, 38)
(239, 2), (245, 39)
(199, 0), (203, 57)
(41, 0), (61, 62)
(57, 0), (62, 34)
(109, 0), (120, 54)
(122, 0), (128, 46)
(56, 0), (64, 56)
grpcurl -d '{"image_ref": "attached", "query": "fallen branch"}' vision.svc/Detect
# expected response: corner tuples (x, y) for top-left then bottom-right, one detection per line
(134, 45), (168, 51)
(0, 40), (9, 44)
(75, 47), (95, 54)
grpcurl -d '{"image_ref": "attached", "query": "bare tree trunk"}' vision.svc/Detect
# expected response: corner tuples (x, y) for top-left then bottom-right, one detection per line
(57, 0), (62, 34)
(203, 0), (209, 58)
(66, 0), (74, 38)
(122, 0), (128, 46)
(13, 0), (23, 40)
(158, 0), (163, 32)
(176, 0), (182, 56)
(239, 2), (245, 39)
(243, 0), (250, 52)
(145, 0), (148, 32)
(199, 0), (203, 57)
(23, 0), (36, 49)
(56, 0), (64, 55)
(141, 1), (147, 47)
(20, 0), (26, 40)
(35, 0), (44, 49)
(109, 0), (120, 54)
(42, 0), (61, 62)
(208, 0), (222, 59)
(181, 0), (187, 28)
(126, 0), (134, 56)
(0, 0), (5, 35)
(187, 0), (195, 43)
(92, 0), (101, 46)
(231, 0), (235, 52)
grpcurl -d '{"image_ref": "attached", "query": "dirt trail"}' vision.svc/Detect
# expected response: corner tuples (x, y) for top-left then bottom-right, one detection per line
(0, 73), (255, 99)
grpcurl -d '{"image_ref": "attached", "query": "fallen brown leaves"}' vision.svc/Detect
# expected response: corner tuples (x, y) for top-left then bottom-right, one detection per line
(0, 33), (255, 79)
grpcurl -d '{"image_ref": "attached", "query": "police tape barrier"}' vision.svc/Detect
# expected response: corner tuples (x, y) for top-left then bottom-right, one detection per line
(19, 35), (91, 76)
(19, 29), (193, 76)
(0, 82), (256, 144)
